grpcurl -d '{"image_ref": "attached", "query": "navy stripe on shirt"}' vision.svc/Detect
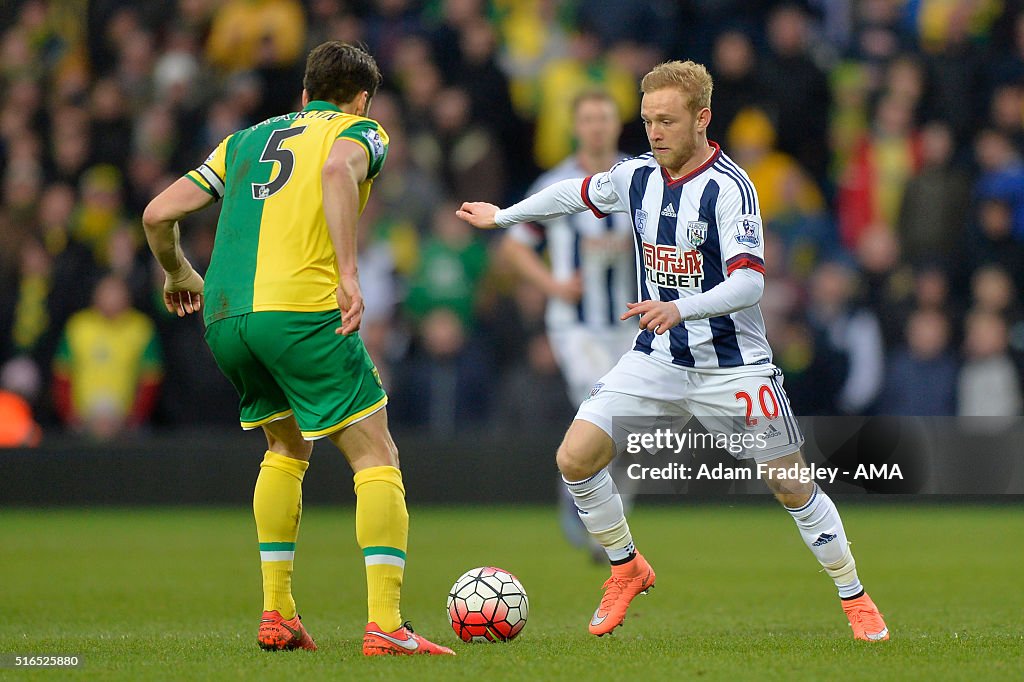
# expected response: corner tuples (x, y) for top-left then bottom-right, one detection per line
(696, 180), (743, 367)
(719, 155), (758, 213)
(659, 181), (694, 366)
(712, 161), (750, 214)
(629, 165), (656, 355)
(716, 156), (759, 214)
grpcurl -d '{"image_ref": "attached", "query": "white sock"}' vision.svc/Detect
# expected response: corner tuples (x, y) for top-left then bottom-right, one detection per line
(785, 485), (863, 598)
(563, 467), (635, 563)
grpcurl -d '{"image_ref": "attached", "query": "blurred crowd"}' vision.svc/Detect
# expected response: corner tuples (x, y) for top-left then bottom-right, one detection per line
(2, 0), (1024, 444)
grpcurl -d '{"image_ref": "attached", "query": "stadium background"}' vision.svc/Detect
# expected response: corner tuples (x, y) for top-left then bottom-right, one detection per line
(3, 0), (1024, 452)
(2, 0), (1024, 557)
(1, 3), (1022, 679)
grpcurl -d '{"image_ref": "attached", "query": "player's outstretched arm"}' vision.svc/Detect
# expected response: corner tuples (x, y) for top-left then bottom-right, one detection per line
(143, 177), (215, 317)
(457, 177), (593, 231)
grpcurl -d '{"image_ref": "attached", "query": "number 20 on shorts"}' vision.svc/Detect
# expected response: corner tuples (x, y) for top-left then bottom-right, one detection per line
(734, 384), (780, 427)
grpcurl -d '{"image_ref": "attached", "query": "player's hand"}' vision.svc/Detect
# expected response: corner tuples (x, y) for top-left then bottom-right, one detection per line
(550, 274), (583, 303)
(164, 262), (204, 317)
(337, 272), (364, 335)
(621, 300), (681, 335)
(455, 202), (500, 229)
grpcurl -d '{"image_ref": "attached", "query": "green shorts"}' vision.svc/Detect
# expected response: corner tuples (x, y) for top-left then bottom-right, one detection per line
(204, 310), (387, 439)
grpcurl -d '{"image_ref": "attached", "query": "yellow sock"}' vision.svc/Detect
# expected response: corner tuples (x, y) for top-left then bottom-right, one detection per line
(253, 450), (308, 620)
(354, 465), (408, 632)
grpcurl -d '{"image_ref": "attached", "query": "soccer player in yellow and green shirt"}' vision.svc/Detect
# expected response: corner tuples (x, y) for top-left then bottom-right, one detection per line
(142, 42), (453, 657)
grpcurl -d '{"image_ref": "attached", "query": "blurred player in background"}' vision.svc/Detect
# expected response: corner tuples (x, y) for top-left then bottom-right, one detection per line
(502, 89), (636, 558)
(458, 60), (889, 642)
(142, 41), (453, 656)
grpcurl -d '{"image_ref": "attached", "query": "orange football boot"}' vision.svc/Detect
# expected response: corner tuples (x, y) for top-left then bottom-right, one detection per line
(258, 610), (317, 651)
(589, 552), (656, 636)
(842, 593), (890, 641)
(363, 621), (455, 656)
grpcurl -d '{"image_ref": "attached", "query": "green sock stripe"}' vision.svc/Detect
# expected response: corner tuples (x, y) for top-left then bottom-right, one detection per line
(362, 546), (406, 560)
(259, 542), (296, 552)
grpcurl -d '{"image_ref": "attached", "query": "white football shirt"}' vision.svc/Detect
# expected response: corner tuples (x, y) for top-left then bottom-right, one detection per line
(582, 142), (772, 369)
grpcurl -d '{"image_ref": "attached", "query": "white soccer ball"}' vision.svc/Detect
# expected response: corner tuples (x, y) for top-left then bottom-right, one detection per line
(446, 566), (528, 642)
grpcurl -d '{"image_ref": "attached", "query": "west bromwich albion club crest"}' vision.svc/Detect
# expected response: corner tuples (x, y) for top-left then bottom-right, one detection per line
(634, 208), (648, 235)
(686, 220), (708, 247)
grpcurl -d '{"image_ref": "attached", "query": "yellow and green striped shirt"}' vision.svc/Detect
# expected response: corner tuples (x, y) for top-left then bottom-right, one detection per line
(186, 100), (389, 324)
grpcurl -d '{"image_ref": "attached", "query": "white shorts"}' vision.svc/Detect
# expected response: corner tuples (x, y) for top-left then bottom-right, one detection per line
(575, 351), (804, 463)
(549, 326), (639, 405)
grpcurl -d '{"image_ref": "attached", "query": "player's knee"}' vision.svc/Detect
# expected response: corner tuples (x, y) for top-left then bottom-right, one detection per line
(770, 482), (814, 509)
(555, 443), (574, 478)
(556, 438), (598, 482)
(775, 490), (811, 509)
(557, 422), (615, 481)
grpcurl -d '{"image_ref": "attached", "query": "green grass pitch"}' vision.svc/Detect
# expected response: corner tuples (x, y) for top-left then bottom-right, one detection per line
(2, 503), (1021, 681)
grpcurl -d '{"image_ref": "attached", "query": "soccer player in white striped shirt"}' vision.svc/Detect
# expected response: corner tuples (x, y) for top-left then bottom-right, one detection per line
(457, 61), (889, 641)
(503, 90), (637, 557)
